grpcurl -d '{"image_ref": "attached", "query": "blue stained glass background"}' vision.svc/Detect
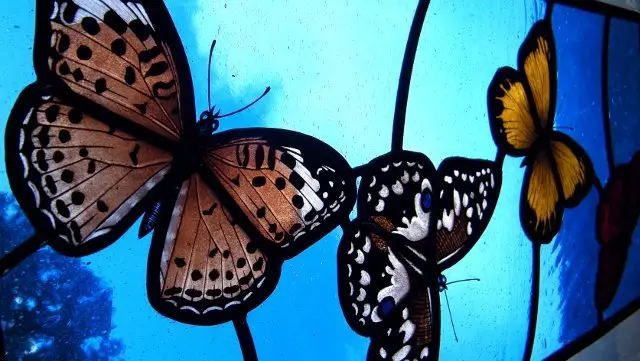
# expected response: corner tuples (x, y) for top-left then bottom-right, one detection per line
(0, 1), (638, 360)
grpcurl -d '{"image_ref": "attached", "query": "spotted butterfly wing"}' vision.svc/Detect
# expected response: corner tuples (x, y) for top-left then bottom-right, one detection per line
(338, 152), (442, 361)
(338, 154), (501, 360)
(5, 0), (193, 255)
(147, 173), (281, 325)
(34, 0), (195, 142)
(6, 84), (173, 255)
(435, 157), (502, 269)
(149, 129), (356, 324)
(203, 128), (356, 258)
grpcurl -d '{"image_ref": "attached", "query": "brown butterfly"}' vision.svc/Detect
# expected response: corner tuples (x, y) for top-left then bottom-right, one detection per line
(4, 0), (356, 326)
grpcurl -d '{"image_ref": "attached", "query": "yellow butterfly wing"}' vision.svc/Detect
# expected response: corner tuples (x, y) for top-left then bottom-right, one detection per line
(518, 20), (557, 131)
(520, 132), (593, 243)
(487, 20), (556, 156)
(550, 132), (594, 207)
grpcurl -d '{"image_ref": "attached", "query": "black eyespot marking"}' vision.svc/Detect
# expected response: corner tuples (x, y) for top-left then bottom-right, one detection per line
(104, 10), (127, 34)
(129, 19), (150, 41)
(58, 130), (71, 143)
(164, 287), (182, 296)
(231, 175), (240, 186)
(68, 108), (83, 124)
(209, 270), (220, 281)
(36, 150), (48, 171)
(110, 39), (127, 56)
(256, 207), (266, 218)
(59, 62), (71, 76)
(185, 289), (202, 298)
(253, 257), (264, 271)
(208, 248), (219, 258)
(191, 270), (203, 281)
(76, 45), (92, 61)
(223, 250), (230, 259)
(252, 176), (267, 187)
(55, 199), (70, 218)
(44, 175), (57, 194)
(225, 271), (233, 280)
(52, 151), (65, 163)
(246, 242), (257, 254)
(289, 172), (305, 190)
(71, 191), (85, 205)
(239, 274), (252, 285)
(97, 200), (109, 213)
(95, 78), (107, 94)
(236, 258), (247, 268)
(255, 145), (265, 168)
(87, 160), (96, 174)
(79, 148), (88, 157)
(61, 169), (74, 184)
(206, 289), (222, 298)
(56, 33), (70, 53)
(44, 105), (60, 123)
(268, 223), (277, 233)
(124, 66), (136, 85)
(290, 223), (302, 234)
(280, 152), (296, 168)
(174, 258), (186, 268)
(72, 69), (84, 82)
(81, 17), (100, 35)
(275, 177), (286, 190)
(292, 195), (304, 209)
(224, 286), (239, 294)
(144, 62), (169, 78)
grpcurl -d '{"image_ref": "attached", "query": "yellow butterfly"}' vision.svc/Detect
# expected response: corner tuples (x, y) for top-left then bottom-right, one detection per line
(487, 20), (594, 243)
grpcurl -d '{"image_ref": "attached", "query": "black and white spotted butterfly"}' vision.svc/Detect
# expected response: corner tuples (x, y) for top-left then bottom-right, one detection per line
(338, 151), (502, 360)
(4, 0), (356, 326)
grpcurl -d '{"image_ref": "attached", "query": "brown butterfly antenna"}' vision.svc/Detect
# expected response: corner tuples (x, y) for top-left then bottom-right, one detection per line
(205, 39), (271, 120)
(207, 39), (216, 112)
(441, 277), (481, 343)
(443, 289), (459, 342)
(216, 86), (271, 119)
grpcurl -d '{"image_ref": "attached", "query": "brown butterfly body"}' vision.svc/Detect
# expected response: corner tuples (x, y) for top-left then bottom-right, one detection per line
(5, 0), (356, 325)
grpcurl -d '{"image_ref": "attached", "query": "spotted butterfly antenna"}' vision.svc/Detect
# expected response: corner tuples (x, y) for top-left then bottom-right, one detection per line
(216, 87), (271, 119)
(443, 289), (459, 343)
(446, 277), (481, 286)
(207, 39), (217, 112)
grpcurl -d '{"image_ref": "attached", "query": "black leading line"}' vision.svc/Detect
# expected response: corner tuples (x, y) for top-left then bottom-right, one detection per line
(522, 4), (553, 361)
(601, 16), (615, 175)
(233, 315), (258, 361)
(391, 0), (431, 153)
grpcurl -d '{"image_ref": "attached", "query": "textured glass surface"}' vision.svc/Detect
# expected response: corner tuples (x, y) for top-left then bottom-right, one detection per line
(0, 1), (638, 360)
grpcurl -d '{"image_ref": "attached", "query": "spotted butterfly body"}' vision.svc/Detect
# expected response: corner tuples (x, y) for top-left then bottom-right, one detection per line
(338, 152), (502, 360)
(6, 0), (356, 326)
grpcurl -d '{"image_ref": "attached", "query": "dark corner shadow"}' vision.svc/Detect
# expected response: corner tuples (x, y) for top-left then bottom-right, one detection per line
(544, 296), (640, 360)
